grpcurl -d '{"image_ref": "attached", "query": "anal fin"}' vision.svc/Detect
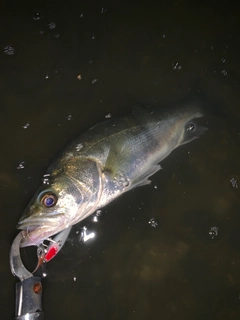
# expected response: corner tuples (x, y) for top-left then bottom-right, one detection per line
(128, 164), (162, 191)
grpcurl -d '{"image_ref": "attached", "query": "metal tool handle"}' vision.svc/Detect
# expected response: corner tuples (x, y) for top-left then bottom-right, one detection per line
(14, 276), (44, 320)
(10, 232), (44, 319)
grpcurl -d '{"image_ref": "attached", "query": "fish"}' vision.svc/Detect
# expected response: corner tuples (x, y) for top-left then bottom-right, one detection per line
(17, 93), (214, 248)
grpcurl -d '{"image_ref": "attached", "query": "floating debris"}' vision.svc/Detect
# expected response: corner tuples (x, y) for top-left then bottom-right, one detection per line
(148, 218), (158, 228)
(77, 74), (82, 80)
(92, 78), (97, 84)
(105, 113), (111, 119)
(221, 70), (228, 76)
(80, 13), (84, 18)
(172, 62), (182, 71)
(48, 22), (56, 30)
(221, 58), (227, 63)
(230, 177), (238, 188)
(154, 185), (158, 189)
(209, 226), (218, 239)
(16, 161), (25, 170)
(22, 122), (30, 129)
(4, 45), (15, 55)
(101, 7), (107, 14)
(67, 115), (73, 121)
(73, 277), (77, 282)
(45, 74), (49, 79)
(33, 12), (41, 20)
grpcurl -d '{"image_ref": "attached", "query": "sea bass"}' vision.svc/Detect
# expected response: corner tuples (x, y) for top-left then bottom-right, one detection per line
(18, 98), (209, 247)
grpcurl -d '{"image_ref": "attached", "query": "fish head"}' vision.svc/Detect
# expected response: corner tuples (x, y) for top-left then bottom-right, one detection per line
(18, 158), (102, 248)
(17, 174), (82, 247)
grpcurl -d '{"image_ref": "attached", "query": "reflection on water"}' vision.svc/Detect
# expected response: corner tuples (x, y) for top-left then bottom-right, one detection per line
(1, 1), (240, 319)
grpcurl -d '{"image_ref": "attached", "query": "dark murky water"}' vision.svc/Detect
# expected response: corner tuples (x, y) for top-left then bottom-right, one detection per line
(1, 1), (240, 319)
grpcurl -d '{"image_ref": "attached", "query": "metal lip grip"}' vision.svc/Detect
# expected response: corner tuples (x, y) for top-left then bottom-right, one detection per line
(10, 232), (44, 320)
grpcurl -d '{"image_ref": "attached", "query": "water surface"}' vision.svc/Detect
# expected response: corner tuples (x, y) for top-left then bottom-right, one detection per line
(1, 1), (240, 319)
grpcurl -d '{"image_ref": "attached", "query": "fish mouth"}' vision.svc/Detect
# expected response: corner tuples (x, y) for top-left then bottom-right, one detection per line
(17, 216), (64, 247)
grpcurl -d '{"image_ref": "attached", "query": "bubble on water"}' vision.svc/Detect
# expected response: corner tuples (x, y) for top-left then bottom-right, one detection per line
(4, 45), (15, 55)
(209, 226), (218, 239)
(42, 173), (50, 185)
(221, 70), (228, 76)
(101, 7), (107, 14)
(92, 78), (97, 84)
(105, 113), (111, 119)
(67, 114), (72, 121)
(93, 210), (102, 222)
(230, 177), (238, 188)
(172, 62), (182, 71)
(22, 122), (30, 129)
(221, 58), (227, 63)
(148, 218), (158, 228)
(33, 12), (41, 20)
(76, 143), (83, 151)
(16, 161), (25, 170)
(48, 22), (56, 30)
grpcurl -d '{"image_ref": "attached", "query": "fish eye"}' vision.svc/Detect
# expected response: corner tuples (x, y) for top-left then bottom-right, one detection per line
(40, 193), (57, 207)
(186, 123), (195, 132)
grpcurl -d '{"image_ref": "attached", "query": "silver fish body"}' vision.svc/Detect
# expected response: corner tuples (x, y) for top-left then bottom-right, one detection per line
(18, 101), (207, 247)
